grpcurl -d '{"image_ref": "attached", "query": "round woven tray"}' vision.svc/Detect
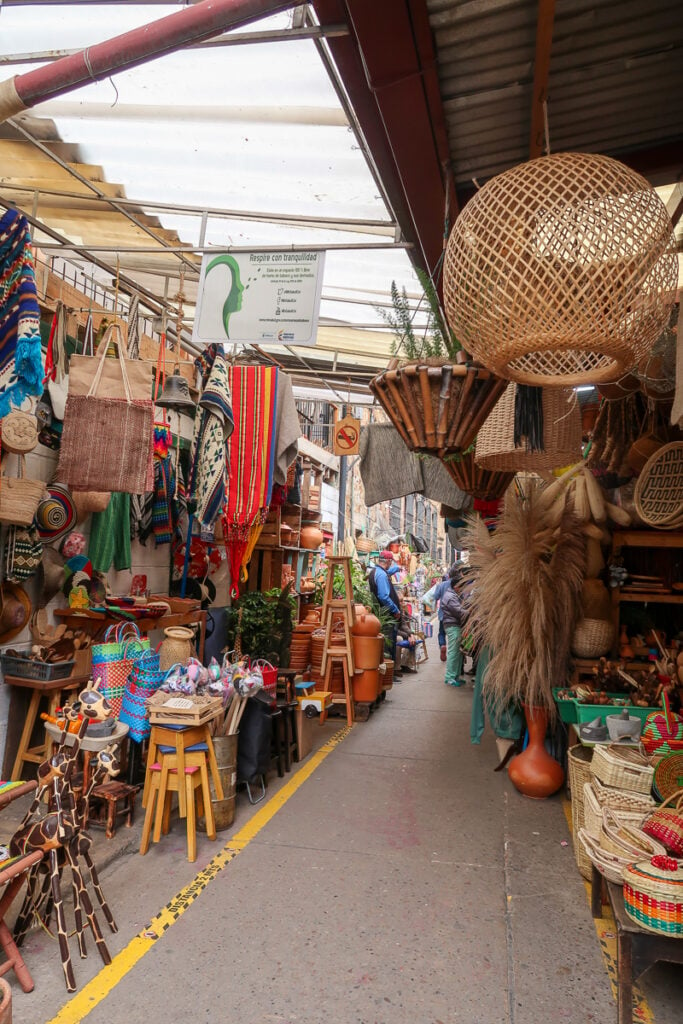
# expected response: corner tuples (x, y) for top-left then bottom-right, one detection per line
(443, 152), (677, 387)
(634, 443), (683, 527)
(475, 383), (582, 472)
(653, 752), (683, 802)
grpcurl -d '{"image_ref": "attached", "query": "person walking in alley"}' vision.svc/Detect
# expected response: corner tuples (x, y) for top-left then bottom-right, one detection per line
(441, 568), (467, 687)
(421, 563), (462, 661)
(368, 549), (402, 672)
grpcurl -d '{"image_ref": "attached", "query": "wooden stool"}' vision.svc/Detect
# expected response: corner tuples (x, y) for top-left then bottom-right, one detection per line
(0, 852), (43, 993)
(8, 676), (87, 781)
(143, 723), (224, 817)
(88, 780), (137, 839)
(140, 751), (216, 863)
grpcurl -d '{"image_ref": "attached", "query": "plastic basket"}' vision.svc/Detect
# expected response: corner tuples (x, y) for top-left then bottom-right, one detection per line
(0, 655), (75, 681)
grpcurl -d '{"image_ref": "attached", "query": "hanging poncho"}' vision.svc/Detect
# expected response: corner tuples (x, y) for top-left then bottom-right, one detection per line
(222, 365), (278, 597)
(0, 209), (44, 415)
(187, 347), (234, 530)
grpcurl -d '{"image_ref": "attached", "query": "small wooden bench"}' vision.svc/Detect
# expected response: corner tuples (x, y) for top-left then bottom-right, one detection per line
(591, 864), (683, 1024)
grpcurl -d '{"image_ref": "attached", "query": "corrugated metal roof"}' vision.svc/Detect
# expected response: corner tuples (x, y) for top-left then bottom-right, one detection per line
(428, 0), (683, 187)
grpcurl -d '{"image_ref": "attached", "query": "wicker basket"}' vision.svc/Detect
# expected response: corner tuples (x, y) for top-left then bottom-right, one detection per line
(583, 779), (654, 838)
(571, 618), (614, 658)
(355, 536), (375, 554)
(623, 855), (683, 935)
(600, 807), (666, 861)
(634, 443), (683, 528)
(443, 152), (678, 387)
(590, 743), (655, 795)
(441, 450), (514, 501)
(474, 384), (582, 472)
(568, 745), (594, 879)
(368, 360), (507, 455)
(641, 790), (683, 856)
(578, 828), (632, 885)
(0, 456), (48, 527)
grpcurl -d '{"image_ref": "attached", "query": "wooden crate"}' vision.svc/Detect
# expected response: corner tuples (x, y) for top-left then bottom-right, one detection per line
(257, 507), (281, 549)
(146, 692), (222, 726)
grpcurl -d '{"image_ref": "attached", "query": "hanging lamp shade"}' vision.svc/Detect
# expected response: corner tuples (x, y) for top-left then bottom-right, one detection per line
(475, 384), (582, 472)
(157, 368), (196, 413)
(444, 153), (678, 387)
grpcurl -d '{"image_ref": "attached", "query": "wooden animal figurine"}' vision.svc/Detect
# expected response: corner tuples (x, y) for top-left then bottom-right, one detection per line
(10, 684), (120, 992)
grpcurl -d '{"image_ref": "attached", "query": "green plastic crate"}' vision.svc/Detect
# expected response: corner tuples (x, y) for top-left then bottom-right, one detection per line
(552, 688), (658, 727)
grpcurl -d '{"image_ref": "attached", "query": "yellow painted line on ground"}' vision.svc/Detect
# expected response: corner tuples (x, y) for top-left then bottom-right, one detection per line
(47, 724), (353, 1024)
(561, 796), (655, 1023)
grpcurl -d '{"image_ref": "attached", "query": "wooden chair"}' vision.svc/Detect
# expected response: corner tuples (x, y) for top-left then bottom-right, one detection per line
(140, 751), (216, 863)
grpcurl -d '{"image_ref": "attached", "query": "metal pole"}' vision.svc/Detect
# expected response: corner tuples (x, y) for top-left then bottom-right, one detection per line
(0, 0), (294, 121)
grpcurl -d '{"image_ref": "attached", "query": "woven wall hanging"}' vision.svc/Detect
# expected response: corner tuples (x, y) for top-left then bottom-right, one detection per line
(444, 153), (678, 387)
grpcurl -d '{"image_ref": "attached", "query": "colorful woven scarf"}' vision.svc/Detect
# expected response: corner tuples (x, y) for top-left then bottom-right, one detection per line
(187, 347), (234, 530)
(0, 209), (44, 415)
(222, 365), (278, 596)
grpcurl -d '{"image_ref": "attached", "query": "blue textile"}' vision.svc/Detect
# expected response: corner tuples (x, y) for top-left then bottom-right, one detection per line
(0, 209), (44, 415)
(373, 564), (400, 615)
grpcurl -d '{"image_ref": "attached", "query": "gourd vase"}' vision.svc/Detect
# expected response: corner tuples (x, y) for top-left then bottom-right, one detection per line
(507, 705), (564, 799)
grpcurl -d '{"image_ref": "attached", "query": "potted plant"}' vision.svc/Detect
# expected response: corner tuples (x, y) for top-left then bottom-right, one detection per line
(225, 585), (296, 667)
(369, 269), (507, 456)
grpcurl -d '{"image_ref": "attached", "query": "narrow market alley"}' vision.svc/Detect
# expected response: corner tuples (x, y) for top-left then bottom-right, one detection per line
(13, 642), (681, 1024)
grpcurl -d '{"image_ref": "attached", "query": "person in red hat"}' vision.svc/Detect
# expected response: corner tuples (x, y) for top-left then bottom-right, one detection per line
(367, 550), (402, 673)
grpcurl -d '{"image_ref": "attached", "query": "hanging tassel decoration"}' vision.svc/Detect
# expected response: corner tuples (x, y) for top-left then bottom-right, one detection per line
(514, 384), (544, 451)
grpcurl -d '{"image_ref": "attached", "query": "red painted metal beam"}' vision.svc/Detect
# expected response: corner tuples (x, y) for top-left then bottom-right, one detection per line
(10, 0), (293, 108)
(313, 0), (455, 279)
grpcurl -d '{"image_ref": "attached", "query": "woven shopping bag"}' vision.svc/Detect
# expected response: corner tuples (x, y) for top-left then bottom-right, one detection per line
(58, 324), (154, 494)
(119, 681), (153, 743)
(91, 623), (150, 717)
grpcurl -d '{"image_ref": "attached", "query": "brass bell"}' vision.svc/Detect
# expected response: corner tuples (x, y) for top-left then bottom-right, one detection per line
(157, 368), (196, 413)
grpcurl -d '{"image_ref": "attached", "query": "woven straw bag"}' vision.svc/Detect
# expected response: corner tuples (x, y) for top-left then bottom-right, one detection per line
(634, 443), (683, 528)
(568, 745), (594, 879)
(583, 779), (653, 838)
(590, 743), (655, 796)
(623, 855), (683, 935)
(571, 618), (614, 658)
(0, 456), (47, 526)
(642, 790), (683, 856)
(474, 384), (582, 472)
(578, 828), (629, 884)
(1, 411), (38, 454)
(73, 490), (111, 519)
(600, 807), (666, 861)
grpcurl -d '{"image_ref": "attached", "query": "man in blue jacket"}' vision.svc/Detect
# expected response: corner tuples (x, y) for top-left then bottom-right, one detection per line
(368, 550), (402, 672)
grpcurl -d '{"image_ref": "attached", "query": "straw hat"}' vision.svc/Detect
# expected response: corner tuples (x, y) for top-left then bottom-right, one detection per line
(36, 483), (76, 543)
(0, 582), (32, 644)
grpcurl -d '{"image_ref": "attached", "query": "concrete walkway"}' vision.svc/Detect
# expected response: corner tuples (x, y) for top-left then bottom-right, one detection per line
(7, 643), (683, 1024)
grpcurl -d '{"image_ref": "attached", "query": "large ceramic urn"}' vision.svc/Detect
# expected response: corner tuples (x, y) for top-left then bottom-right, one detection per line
(507, 705), (564, 799)
(300, 524), (323, 549)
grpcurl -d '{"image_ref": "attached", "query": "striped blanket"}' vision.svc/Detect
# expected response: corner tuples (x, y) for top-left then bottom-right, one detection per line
(0, 209), (44, 415)
(223, 365), (278, 596)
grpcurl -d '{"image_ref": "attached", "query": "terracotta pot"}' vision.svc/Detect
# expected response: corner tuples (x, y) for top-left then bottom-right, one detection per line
(300, 525), (323, 549)
(507, 705), (564, 799)
(353, 668), (380, 703)
(280, 523), (293, 545)
(352, 611), (381, 637)
(352, 634), (384, 670)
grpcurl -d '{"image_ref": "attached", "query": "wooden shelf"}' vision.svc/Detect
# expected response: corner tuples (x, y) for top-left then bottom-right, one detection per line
(617, 592), (683, 604)
(612, 530), (683, 550)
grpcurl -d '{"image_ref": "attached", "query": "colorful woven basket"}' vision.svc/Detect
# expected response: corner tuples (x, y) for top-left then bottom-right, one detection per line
(653, 752), (683, 802)
(623, 855), (683, 936)
(641, 693), (683, 755)
(642, 790), (683, 856)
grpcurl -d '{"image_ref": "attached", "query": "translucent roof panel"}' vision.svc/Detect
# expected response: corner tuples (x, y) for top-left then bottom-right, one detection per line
(0, 3), (427, 351)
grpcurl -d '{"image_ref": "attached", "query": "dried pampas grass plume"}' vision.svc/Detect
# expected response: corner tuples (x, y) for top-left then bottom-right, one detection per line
(463, 484), (586, 717)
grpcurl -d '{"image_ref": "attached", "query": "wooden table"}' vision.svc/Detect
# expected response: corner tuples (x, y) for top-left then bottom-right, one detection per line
(5, 674), (90, 782)
(53, 609), (208, 661)
(591, 864), (683, 1024)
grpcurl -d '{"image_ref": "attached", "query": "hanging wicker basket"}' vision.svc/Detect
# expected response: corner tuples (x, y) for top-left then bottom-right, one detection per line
(443, 152), (678, 387)
(571, 618), (614, 658)
(369, 360), (507, 455)
(475, 383), (582, 472)
(441, 450), (514, 500)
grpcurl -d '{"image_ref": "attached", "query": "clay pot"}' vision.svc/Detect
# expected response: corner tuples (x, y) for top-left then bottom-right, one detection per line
(300, 525), (323, 550)
(158, 626), (195, 673)
(507, 706), (565, 798)
(304, 607), (321, 624)
(353, 668), (380, 703)
(280, 523), (293, 546)
(619, 624), (634, 659)
(352, 611), (381, 637)
(352, 634), (384, 670)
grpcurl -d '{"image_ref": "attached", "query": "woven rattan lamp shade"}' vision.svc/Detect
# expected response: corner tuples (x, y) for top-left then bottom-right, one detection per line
(444, 153), (678, 387)
(475, 383), (582, 472)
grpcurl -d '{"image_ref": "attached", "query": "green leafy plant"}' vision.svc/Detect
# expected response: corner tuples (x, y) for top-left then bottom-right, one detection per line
(376, 268), (461, 361)
(225, 585), (296, 665)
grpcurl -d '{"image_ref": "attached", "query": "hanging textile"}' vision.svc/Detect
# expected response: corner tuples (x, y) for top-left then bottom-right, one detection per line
(187, 346), (234, 531)
(222, 365), (278, 597)
(0, 209), (44, 415)
(89, 492), (132, 574)
(127, 293), (140, 359)
(273, 371), (301, 485)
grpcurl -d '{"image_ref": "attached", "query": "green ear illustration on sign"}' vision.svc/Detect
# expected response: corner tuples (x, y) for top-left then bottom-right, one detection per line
(204, 254), (244, 339)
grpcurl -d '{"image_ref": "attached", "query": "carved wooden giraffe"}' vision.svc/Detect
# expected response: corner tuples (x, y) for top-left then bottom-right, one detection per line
(10, 680), (120, 989)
